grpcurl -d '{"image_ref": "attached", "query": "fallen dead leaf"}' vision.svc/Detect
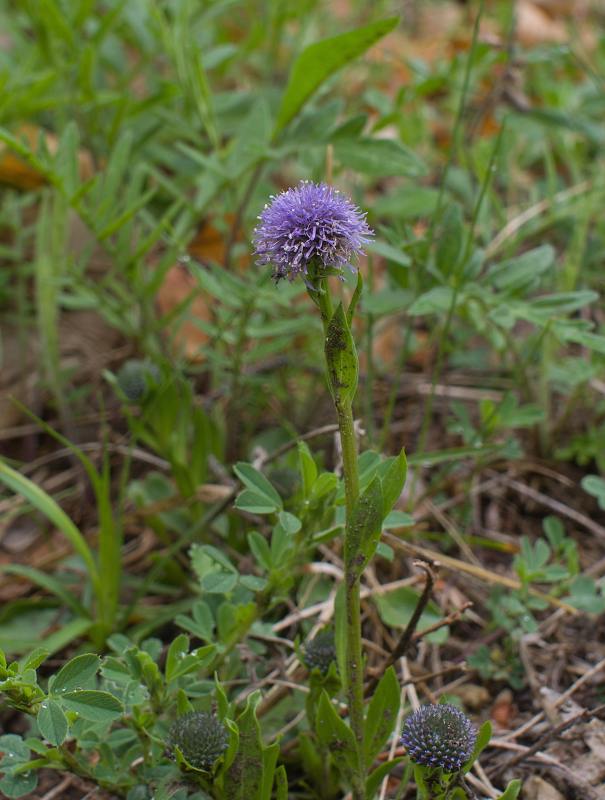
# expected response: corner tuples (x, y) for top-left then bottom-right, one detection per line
(0, 124), (94, 190)
(155, 263), (211, 361)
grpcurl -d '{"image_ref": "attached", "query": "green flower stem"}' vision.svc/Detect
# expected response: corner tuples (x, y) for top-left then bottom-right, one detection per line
(315, 277), (366, 800)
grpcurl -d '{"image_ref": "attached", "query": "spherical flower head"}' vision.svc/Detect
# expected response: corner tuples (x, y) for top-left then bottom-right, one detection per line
(302, 630), (337, 674)
(253, 181), (373, 282)
(401, 704), (476, 773)
(169, 712), (229, 771)
(116, 359), (160, 402)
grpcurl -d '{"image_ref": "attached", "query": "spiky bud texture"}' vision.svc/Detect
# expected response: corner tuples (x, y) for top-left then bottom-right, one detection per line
(116, 360), (160, 402)
(302, 631), (337, 674)
(401, 704), (476, 772)
(169, 712), (229, 770)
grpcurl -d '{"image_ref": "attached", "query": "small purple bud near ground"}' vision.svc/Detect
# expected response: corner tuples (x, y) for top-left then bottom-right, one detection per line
(401, 703), (477, 773)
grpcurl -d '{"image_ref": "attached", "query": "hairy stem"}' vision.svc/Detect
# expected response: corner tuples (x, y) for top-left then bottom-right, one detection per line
(316, 278), (365, 800)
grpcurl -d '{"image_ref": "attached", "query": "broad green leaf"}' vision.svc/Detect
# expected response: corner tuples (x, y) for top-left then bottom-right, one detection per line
(335, 137), (425, 177)
(274, 17), (399, 135)
(325, 303), (358, 406)
(364, 666), (400, 766)
(234, 463), (282, 512)
(374, 587), (449, 644)
(381, 448), (407, 518)
(349, 477), (384, 573)
(0, 735), (37, 798)
(235, 489), (279, 515)
(0, 771), (37, 799)
(315, 691), (357, 779)
(37, 699), (68, 746)
(59, 690), (123, 721)
(50, 653), (100, 695)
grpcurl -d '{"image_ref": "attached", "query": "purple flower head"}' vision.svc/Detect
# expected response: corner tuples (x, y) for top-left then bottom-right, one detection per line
(401, 704), (476, 773)
(253, 181), (373, 282)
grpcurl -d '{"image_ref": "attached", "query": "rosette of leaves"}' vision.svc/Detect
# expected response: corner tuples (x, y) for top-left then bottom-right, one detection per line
(169, 711), (229, 771)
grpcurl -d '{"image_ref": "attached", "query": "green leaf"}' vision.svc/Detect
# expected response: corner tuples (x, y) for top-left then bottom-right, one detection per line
(365, 757), (406, 797)
(347, 270), (363, 325)
(224, 693), (265, 800)
(234, 463), (282, 513)
(408, 286), (455, 316)
(235, 489), (279, 515)
(364, 666), (400, 767)
(260, 742), (279, 800)
(0, 461), (98, 590)
(37, 699), (68, 746)
(50, 653), (100, 695)
(487, 245), (554, 292)
(325, 303), (358, 405)
(315, 691), (357, 779)
(0, 735), (37, 798)
(334, 584), (347, 690)
(274, 765), (288, 800)
(298, 441), (318, 498)
(349, 477), (384, 573)
(58, 690), (123, 721)
(20, 648), (49, 672)
(498, 779), (522, 800)
(335, 137), (425, 177)
(0, 771), (37, 799)
(277, 511), (301, 535)
(366, 240), (411, 268)
(463, 720), (491, 774)
(581, 475), (605, 510)
(381, 448), (407, 518)
(274, 17), (399, 135)
(436, 203), (464, 276)
(0, 565), (88, 618)
(374, 587), (449, 644)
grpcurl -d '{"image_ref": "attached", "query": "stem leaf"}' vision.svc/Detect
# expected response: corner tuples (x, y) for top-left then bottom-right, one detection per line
(363, 665), (400, 767)
(349, 476), (383, 573)
(325, 302), (358, 406)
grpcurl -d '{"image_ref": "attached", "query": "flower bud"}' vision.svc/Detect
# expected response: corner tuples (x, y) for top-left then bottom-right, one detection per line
(401, 704), (476, 772)
(302, 631), (337, 675)
(169, 712), (229, 770)
(116, 360), (160, 402)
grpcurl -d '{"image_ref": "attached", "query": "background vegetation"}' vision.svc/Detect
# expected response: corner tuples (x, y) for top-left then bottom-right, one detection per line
(1, 1), (605, 798)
